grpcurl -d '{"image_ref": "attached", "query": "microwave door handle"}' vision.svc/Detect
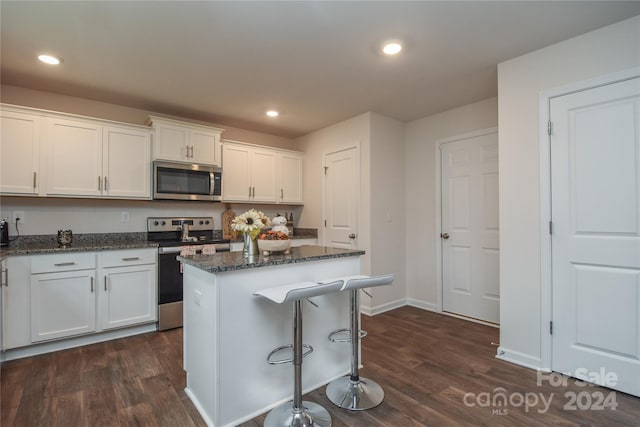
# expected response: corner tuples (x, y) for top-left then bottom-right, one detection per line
(210, 172), (215, 196)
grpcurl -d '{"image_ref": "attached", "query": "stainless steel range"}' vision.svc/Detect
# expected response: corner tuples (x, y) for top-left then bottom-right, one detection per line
(147, 216), (230, 331)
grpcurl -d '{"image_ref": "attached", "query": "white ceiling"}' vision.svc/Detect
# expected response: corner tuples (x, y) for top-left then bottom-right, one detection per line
(2, 1), (639, 138)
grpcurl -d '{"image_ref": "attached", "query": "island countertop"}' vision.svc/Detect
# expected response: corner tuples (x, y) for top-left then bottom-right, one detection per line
(178, 245), (365, 273)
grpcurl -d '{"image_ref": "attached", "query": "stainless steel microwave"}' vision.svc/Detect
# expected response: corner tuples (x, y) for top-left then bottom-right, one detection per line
(153, 161), (222, 201)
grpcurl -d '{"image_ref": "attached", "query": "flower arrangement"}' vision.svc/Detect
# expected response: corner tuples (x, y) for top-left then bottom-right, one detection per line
(231, 209), (271, 240)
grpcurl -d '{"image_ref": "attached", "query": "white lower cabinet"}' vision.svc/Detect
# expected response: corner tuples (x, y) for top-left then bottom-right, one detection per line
(99, 249), (157, 330)
(2, 256), (31, 350)
(30, 269), (96, 342)
(30, 252), (97, 342)
(27, 248), (157, 345)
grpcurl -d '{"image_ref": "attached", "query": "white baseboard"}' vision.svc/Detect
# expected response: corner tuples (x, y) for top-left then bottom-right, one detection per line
(406, 298), (438, 312)
(1, 323), (157, 361)
(496, 346), (542, 371)
(361, 298), (406, 316)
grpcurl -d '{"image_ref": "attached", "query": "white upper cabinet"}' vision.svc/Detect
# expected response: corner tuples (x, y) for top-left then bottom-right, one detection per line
(221, 140), (303, 205)
(0, 104), (151, 200)
(251, 148), (278, 203)
(46, 117), (103, 197)
(278, 152), (303, 204)
(146, 116), (224, 166)
(46, 118), (151, 199)
(221, 142), (277, 203)
(0, 108), (42, 195)
(102, 125), (151, 199)
(221, 143), (252, 201)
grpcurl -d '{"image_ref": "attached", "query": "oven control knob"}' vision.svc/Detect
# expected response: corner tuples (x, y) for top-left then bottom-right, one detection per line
(153, 221), (159, 226)
(199, 220), (204, 225)
(205, 220), (210, 224)
(161, 221), (166, 226)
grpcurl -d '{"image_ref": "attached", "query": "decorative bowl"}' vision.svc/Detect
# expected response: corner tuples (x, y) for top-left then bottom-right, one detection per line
(257, 239), (291, 255)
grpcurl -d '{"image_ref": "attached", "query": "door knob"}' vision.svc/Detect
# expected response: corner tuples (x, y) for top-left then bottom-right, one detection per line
(348, 233), (357, 239)
(440, 232), (450, 239)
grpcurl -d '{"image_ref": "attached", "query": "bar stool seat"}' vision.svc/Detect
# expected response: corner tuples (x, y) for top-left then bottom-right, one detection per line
(325, 274), (395, 411)
(254, 279), (343, 427)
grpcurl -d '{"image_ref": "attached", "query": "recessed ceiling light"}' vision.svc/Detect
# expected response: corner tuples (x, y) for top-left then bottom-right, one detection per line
(266, 110), (279, 118)
(382, 42), (402, 56)
(38, 54), (62, 65)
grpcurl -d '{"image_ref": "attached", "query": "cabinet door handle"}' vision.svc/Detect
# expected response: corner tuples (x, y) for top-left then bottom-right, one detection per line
(1, 268), (7, 287)
(104, 176), (108, 191)
(98, 176), (102, 191)
(190, 145), (194, 158)
(249, 186), (252, 197)
(104, 275), (108, 291)
(252, 186), (255, 197)
(54, 262), (76, 267)
(33, 172), (37, 189)
(281, 188), (284, 199)
(122, 257), (140, 261)
(90, 277), (94, 293)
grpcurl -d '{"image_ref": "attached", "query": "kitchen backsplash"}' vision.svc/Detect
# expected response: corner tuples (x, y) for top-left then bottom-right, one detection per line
(0, 196), (304, 236)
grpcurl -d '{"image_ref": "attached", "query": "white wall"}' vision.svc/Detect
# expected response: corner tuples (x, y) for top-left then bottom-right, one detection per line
(369, 113), (406, 313)
(404, 98), (498, 310)
(0, 196), (298, 236)
(497, 16), (640, 367)
(297, 112), (407, 313)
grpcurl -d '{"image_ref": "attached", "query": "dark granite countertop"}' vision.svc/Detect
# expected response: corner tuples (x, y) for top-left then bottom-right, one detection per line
(0, 233), (157, 257)
(178, 245), (364, 273)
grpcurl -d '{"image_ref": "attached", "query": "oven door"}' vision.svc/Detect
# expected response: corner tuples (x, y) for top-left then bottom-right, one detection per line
(157, 249), (185, 331)
(153, 161), (221, 201)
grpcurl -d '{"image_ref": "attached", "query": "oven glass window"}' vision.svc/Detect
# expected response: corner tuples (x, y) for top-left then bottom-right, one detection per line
(157, 167), (211, 195)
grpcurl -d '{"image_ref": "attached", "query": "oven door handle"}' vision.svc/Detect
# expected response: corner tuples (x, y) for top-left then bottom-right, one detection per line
(158, 244), (230, 255)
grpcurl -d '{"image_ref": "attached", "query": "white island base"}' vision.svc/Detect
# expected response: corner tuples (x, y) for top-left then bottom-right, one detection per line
(182, 254), (361, 427)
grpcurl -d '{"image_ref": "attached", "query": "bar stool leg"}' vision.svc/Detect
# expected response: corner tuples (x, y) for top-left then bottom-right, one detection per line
(264, 300), (332, 427)
(326, 289), (384, 410)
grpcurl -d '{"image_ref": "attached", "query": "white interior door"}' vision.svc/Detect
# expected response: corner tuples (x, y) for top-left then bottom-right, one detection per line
(324, 147), (358, 249)
(441, 132), (499, 323)
(551, 77), (640, 397)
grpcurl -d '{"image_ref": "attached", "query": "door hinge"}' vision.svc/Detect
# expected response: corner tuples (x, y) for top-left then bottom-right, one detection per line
(550, 321), (553, 335)
(547, 121), (553, 136)
(324, 166), (328, 175)
(549, 221), (552, 235)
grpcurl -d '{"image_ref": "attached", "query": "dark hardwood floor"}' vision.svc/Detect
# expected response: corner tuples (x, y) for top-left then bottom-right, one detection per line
(2, 306), (639, 426)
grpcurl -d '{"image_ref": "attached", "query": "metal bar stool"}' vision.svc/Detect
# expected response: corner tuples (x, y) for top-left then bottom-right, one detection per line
(254, 279), (344, 427)
(325, 274), (395, 410)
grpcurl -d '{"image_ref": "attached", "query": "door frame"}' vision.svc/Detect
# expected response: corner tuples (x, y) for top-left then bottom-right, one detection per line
(538, 66), (640, 371)
(321, 143), (361, 248)
(435, 127), (498, 321)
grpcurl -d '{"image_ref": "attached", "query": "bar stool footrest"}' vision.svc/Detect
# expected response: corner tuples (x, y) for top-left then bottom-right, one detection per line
(328, 328), (367, 343)
(267, 344), (313, 365)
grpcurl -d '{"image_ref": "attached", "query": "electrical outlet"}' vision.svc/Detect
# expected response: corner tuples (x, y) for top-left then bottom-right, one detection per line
(120, 211), (130, 223)
(13, 211), (25, 224)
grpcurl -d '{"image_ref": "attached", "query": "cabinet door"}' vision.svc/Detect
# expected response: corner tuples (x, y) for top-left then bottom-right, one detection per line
(0, 109), (41, 195)
(103, 126), (151, 199)
(2, 256), (31, 350)
(190, 128), (221, 166)
(30, 270), (96, 342)
(251, 149), (278, 203)
(222, 144), (251, 201)
(101, 264), (156, 330)
(46, 118), (102, 196)
(278, 153), (303, 204)
(152, 122), (188, 162)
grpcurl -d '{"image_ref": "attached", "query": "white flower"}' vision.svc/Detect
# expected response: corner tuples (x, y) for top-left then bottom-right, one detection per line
(231, 209), (270, 238)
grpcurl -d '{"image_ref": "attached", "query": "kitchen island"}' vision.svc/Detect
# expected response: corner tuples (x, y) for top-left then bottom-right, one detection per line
(178, 246), (364, 427)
